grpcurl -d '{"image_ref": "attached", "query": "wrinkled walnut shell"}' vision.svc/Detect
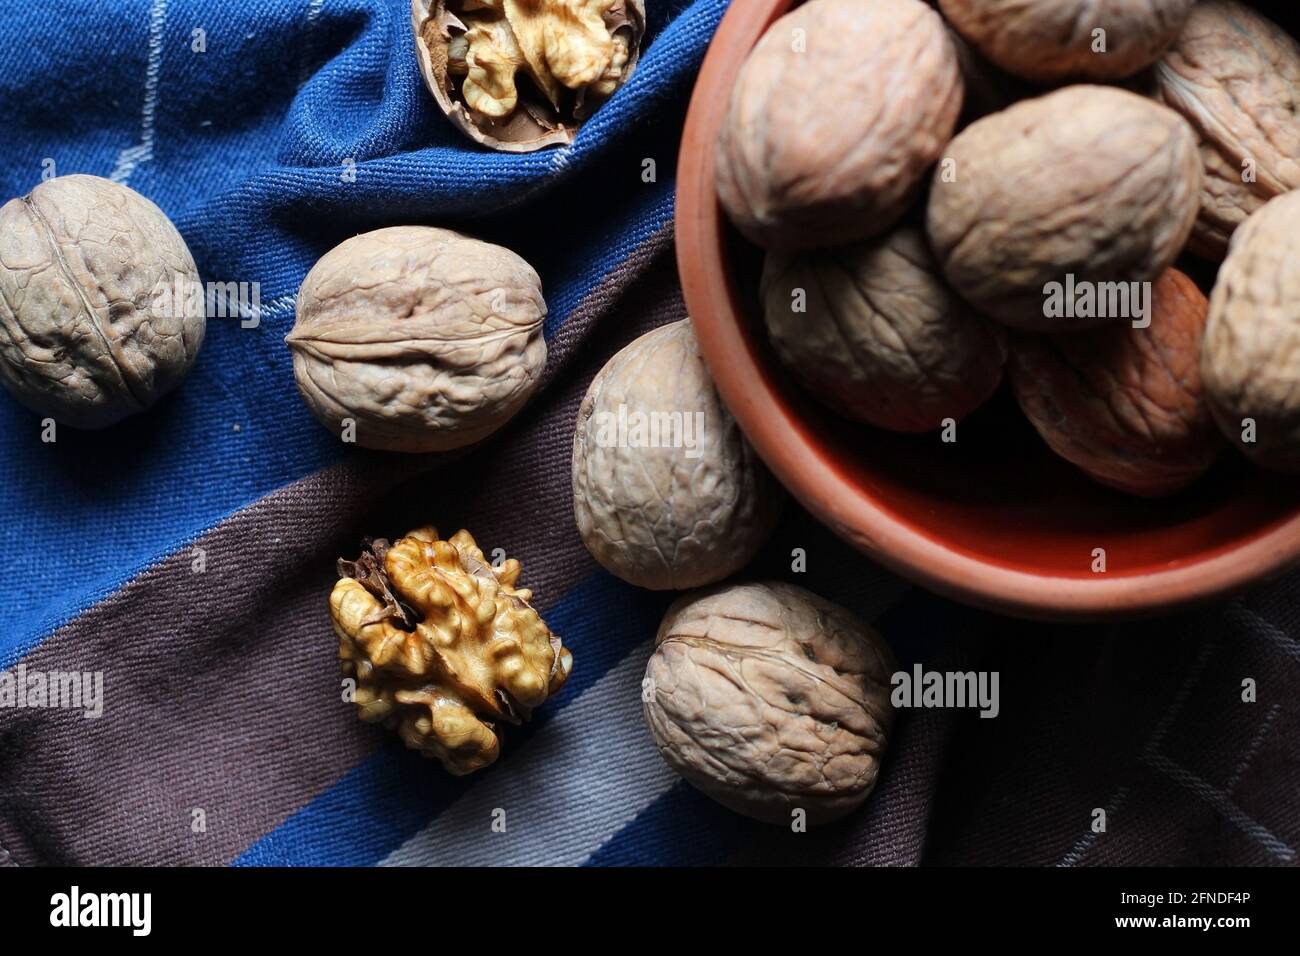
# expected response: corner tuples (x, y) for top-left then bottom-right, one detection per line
(332, 527), (572, 775)
(1202, 190), (1300, 473)
(939, 0), (1195, 84)
(643, 581), (896, 825)
(412, 0), (645, 152)
(572, 320), (782, 590)
(927, 85), (1202, 330)
(1009, 269), (1220, 497)
(287, 226), (546, 452)
(1153, 1), (1300, 259)
(761, 225), (1006, 432)
(0, 174), (205, 428)
(716, 0), (962, 251)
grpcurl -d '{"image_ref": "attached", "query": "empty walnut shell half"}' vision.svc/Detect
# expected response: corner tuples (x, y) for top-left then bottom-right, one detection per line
(331, 526), (573, 775)
(412, 0), (646, 152)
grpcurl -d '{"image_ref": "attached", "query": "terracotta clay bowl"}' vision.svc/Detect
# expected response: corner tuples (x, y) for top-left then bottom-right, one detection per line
(675, 0), (1300, 620)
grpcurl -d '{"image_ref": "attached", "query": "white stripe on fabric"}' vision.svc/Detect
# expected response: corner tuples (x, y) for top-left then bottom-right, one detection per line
(381, 640), (675, 867)
(382, 575), (910, 867)
(297, 0), (327, 89)
(549, 146), (573, 174)
(111, 0), (169, 184)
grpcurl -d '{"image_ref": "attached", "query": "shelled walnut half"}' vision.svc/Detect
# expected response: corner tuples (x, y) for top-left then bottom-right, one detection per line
(413, 0), (646, 151)
(331, 527), (572, 775)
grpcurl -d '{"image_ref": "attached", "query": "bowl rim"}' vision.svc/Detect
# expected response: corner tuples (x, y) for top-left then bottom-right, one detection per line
(674, 0), (1300, 620)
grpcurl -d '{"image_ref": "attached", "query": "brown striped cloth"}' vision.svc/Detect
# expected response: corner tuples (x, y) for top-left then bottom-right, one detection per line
(1, 225), (1297, 867)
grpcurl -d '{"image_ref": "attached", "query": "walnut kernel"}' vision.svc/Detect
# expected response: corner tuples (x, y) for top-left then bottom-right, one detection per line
(413, 0), (646, 151)
(331, 527), (572, 775)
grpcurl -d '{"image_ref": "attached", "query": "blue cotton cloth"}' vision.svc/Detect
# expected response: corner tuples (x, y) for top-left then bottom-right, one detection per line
(0, 0), (721, 667)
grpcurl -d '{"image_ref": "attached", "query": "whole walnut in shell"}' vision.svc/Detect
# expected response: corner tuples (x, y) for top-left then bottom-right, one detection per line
(716, 0), (962, 251)
(331, 527), (572, 775)
(1009, 269), (1220, 497)
(643, 582), (896, 825)
(761, 225), (1006, 432)
(1202, 191), (1300, 473)
(413, 0), (645, 151)
(939, 0), (1195, 83)
(572, 320), (781, 590)
(287, 226), (546, 453)
(0, 174), (205, 428)
(927, 85), (1202, 330)
(1153, 1), (1300, 259)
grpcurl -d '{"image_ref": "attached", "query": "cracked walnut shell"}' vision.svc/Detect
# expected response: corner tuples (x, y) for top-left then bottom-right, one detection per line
(0, 174), (205, 428)
(413, 0), (646, 151)
(643, 582), (896, 825)
(331, 527), (572, 775)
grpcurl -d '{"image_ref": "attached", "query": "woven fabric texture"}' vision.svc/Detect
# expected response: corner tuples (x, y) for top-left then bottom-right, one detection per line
(0, 0), (1296, 867)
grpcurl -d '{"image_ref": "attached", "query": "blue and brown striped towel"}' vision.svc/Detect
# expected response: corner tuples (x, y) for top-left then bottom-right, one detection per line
(1, 0), (1296, 866)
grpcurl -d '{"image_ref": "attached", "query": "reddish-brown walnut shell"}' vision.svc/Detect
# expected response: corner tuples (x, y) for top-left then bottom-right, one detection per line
(1153, 0), (1300, 260)
(939, 0), (1195, 84)
(1008, 268), (1221, 497)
